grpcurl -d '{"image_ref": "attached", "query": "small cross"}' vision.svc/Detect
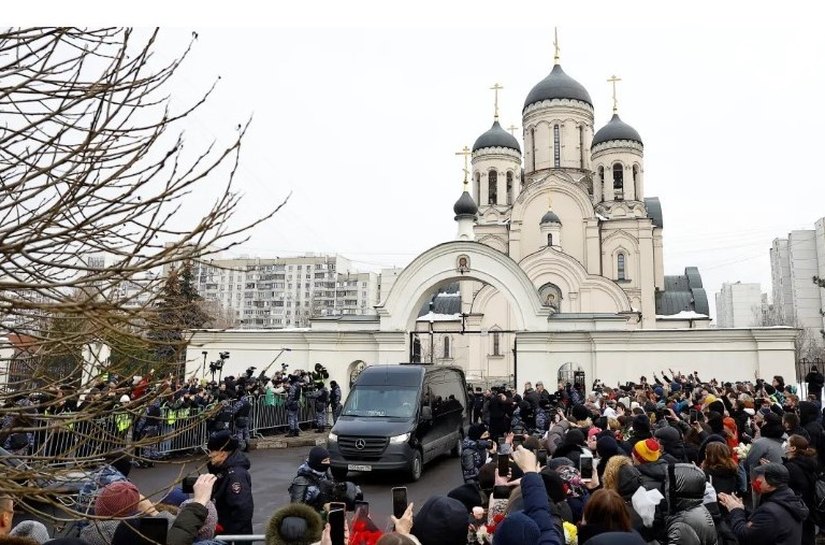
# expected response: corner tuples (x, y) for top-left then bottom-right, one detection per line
(507, 124), (519, 135)
(455, 146), (472, 188)
(607, 74), (622, 114)
(553, 27), (560, 64)
(490, 83), (503, 121)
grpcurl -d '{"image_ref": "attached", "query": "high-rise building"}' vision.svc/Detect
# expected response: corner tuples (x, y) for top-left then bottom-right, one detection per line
(715, 282), (763, 328)
(191, 255), (380, 329)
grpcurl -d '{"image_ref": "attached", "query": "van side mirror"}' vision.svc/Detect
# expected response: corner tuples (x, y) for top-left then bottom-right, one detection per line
(420, 406), (432, 421)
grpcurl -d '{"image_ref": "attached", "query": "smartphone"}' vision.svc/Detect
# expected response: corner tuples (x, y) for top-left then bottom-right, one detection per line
(355, 500), (369, 516)
(329, 508), (345, 545)
(139, 517), (168, 545)
(536, 448), (547, 466)
(579, 456), (594, 481)
(497, 453), (509, 477)
(329, 502), (346, 513)
(689, 409), (698, 423)
(392, 487), (408, 519)
(512, 436), (524, 449)
(181, 475), (198, 494)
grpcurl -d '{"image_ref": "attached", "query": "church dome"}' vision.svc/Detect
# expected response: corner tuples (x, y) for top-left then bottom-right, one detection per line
(453, 190), (478, 217)
(592, 113), (643, 146)
(540, 210), (561, 225)
(524, 64), (592, 111)
(472, 121), (521, 153)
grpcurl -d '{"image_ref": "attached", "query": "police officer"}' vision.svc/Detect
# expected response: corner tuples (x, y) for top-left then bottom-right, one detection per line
(286, 372), (303, 437)
(207, 430), (254, 534)
(288, 446), (336, 512)
(135, 396), (163, 467)
(329, 381), (343, 423)
(311, 382), (329, 433)
(232, 388), (252, 452)
(210, 398), (234, 437)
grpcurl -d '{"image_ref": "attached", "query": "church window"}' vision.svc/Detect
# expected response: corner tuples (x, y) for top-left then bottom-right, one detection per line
(530, 128), (536, 171)
(598, 166), (604, 184)
(474, 172), (481, 202)
(492, 331), (501, 356)
(506, 172), (513, 205)
(553, 124), (561, 167)
(547, 234), (553, 247)
(617, 253), (627, 281)
(443, 336), (451, 359)
(412, 336), (422, 363)
(613, 163), (624, 195)
(488, 170), (498, 204)
(632, 164), (639, 183)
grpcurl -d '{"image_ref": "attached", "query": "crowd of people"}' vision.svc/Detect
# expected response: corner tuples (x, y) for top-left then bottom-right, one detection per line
(3, 366), (825, 545)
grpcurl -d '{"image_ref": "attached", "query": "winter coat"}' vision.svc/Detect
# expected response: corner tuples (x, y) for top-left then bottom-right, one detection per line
(745, 436), (784, 474)
(543, 420), (570, 454)
(799, 402), (825, 467)
(208, 450), (254, 534)
(728, 485), (810, 545)
(704, 466), (738, 496)
(806, 370), (825, 399)
(518, 472), (564, 545)
(79, 513), (175, 545)
(665, 464), (718, 545)
(288, 461), (335, 511)
(266, 502), (324, 545)
(461, 438), (489, 483)
(168, 502), (208, 545)
(785, 454), (818, 512)
(582, 532), (647, 545)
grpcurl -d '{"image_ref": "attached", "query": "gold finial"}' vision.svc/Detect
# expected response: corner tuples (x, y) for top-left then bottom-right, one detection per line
(455, 145), (472, 188)
(553, 27), (560, 64)
(607, 74), (622, 114)
(507, 124), (519, 135)
(490, 83), (503, 121)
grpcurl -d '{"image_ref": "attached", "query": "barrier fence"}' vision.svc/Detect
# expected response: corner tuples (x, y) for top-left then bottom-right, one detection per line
(22, 397), (321, 463)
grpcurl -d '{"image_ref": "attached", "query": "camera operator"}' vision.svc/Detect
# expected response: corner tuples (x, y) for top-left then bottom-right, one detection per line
(285, 371), (303, 437)
(232, 381), (253, 452)
(288, 446), (362, 513)
(461, 423), (494, 484)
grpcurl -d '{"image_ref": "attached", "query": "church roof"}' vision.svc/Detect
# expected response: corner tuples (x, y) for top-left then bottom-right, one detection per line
(418, 283), (461, 317)
(644, 197), (663, 228)
(472, 121), (521, 153)
(524, 64), (592, 111)
(453, 190), (478, 217)
(592, 113), (643, 146)
(655, 267), (710, 317)
(540, 210), (562, 225)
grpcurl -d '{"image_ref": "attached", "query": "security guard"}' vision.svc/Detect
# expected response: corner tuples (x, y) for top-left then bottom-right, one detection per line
(329, 380), (343, 423)
(232, 388), (252, 452)
(285, 373), (303, 437)
(207, 430), (254, 535)
(310, 382), (329, 433)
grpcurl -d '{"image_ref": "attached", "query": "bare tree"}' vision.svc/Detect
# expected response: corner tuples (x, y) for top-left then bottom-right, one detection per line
(0, 27), (284, 520)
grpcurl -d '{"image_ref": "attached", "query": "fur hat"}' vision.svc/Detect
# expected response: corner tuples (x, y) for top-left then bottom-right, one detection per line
(94, 481), (141, 517)
(265, 502), (323, 545)
(632, 438), (661, 463)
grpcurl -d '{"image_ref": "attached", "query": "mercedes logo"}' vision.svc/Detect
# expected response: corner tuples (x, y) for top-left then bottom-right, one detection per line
(355, 439), (366, 450)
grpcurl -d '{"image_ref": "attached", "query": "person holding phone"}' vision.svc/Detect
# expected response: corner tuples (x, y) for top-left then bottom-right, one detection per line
(167, 474), (217, 545)
(461, 424), (494, 484)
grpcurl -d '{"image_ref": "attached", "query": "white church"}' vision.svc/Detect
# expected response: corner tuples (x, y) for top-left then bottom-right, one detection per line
(187, 43), (796, 394)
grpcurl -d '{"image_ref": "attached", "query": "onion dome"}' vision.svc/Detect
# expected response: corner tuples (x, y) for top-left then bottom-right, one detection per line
(524, 64), (592, 111)
(472, 121), (521, 153)
(592, 113), (643, 146)
(453, 191), (478, 217)
(540, 209), (561, 225)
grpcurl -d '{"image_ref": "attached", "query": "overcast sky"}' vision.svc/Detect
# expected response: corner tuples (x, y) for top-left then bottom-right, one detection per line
(13, 3), (825, 321)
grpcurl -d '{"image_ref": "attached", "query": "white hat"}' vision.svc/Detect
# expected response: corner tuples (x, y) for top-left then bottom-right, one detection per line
(120, 394), (131, 403)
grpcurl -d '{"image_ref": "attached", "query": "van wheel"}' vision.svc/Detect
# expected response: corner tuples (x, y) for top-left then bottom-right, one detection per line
(331, 466), (348, 481)
(450, 436), (462, 457)
(408, 450), (423, 482)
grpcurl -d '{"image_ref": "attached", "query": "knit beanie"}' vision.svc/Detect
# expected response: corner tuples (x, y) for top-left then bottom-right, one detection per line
(410, 496), (468, 545)
(587, 427), (603, 441)
(94, 480), (141, 517)
(571, 404), (590, 422)
(10, 520), (50, 544)
(632, 438), (661, 463)
(653, 425), (681, 447)
(706, 411), (724, 435)
(494, 512), (540, 545)
(468, 423), (487, 441)
(564, 428), (586, 447)
(181, 499), (219, 540)
(307, 446), (330, 472)
(161, 486), (189, 507)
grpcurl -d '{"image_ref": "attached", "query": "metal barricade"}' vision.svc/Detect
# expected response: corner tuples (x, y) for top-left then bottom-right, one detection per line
(249, 397), (316, 437)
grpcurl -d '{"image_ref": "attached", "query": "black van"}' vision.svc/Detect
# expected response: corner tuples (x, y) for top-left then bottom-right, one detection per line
(327, 364), (468, 481)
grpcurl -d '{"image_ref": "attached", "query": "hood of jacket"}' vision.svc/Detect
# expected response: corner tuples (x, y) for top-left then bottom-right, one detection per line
(799, 401), (820, 426)
(265, 502), (323, 545)
(666, 463), (707, 513)
(637, 459), (668, 483)
(763, 485), (810, 522)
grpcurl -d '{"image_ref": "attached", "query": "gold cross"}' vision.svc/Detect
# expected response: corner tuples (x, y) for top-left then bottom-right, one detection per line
(507, 124), (519, 135)
(455, 146), (472, 188)
(490, 83), (503, 121)
(607, 74), (622, 114)
(553, 27), (560, 64)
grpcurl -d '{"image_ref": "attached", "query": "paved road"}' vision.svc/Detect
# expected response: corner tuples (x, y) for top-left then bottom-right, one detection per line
(130, 447), (464, 534)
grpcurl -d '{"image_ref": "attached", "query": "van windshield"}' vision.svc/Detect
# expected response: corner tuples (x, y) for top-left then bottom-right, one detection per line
(342, 386), (418, 418)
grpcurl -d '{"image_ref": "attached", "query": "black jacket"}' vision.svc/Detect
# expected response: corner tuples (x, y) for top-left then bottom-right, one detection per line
(785, 454), (818, 512)
(806, 370), (824, 397)
(665, 464), (718, 545)
(728, 485), (810, 545)
(208, 450), (254, 534)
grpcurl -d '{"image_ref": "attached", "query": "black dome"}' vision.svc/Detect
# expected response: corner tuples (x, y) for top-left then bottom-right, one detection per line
(592, 113), (643, 146)
(524, 64), (592, 111)
(472, 121), (521, 153)
(540, 210), (561, 225)
(453, 190), (478, 217)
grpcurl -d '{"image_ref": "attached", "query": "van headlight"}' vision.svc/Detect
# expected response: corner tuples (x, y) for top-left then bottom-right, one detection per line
(389, 433), (410, 444)
(328, 432), (338, 442)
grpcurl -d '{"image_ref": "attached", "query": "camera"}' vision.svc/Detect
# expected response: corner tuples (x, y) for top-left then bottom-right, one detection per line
(219, 351), (230, 359)
(182, 475), (198, 494)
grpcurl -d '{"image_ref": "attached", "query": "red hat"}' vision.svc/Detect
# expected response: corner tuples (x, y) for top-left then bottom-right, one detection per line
(94, 481), (140, 517)
(632, 438), (661, 463)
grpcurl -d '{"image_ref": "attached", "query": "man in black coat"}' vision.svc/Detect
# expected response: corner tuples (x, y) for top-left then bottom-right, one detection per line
(207, 431), (254, 535)
(806, 365), (825, 402)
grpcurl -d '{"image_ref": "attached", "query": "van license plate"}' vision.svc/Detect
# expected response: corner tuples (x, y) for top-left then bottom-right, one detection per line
(347, 464), (372, 472)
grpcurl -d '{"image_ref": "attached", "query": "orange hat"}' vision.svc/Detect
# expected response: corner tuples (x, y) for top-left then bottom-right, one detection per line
(632, 438), (661, 463)
(723, 417), (737, 433)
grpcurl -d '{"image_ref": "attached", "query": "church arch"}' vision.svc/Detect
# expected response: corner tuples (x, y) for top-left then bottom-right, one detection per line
(348, 360), (367, 387)
(612, 162), (624, 196)
(488, 170), (498, 204)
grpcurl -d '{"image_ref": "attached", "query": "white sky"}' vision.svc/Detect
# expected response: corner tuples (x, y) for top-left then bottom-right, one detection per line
(11, 2), (825, 321)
